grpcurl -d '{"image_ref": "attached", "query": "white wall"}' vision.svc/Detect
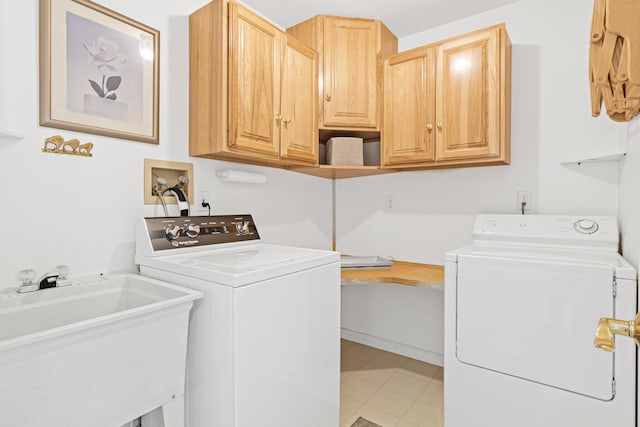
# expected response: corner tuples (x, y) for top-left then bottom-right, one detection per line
(337, 0), (623, 265)
(0, 0), (332, 289)
(619, 118), (640, 269)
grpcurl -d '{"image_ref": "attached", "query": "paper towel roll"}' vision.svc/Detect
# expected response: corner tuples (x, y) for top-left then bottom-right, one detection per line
(216, 169), (267, 184)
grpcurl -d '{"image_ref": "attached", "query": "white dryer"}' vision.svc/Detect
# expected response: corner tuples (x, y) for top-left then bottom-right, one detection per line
(444, 214), (636, 427)
(135, 215), (340, 427)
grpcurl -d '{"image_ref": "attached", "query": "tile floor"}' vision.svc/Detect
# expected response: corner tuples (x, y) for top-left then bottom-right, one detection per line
(340, 339), (444, 427)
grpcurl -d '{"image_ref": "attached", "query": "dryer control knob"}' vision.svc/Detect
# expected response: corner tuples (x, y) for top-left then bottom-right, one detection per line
(574, 219), (599, 234)
(165, 224), (183, 241)
(185, 224), (200, 238)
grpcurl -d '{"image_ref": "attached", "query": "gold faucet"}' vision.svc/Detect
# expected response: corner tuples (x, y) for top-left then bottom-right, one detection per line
(594, 313), (640, 351)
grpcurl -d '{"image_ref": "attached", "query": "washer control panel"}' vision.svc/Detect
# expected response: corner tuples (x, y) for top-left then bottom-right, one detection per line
(143, 215), (260, 251)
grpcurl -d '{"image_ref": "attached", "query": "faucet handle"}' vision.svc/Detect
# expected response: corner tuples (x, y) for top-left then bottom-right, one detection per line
(56, 265), (70, 280)
(55, 265), (72, 287)
(17, 269), (36, 285)
(16, 269), (38, 293)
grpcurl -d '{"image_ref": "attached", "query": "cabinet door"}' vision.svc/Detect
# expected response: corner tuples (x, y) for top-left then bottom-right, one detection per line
(279, 36), (318, 164)
(322, 17), (377, 128)
(436, 27), (501, 161)
(229, 4), (281, 158)
(382, 47), (436, 166)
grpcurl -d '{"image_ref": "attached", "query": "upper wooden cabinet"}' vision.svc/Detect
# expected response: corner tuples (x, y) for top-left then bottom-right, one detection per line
(383, 47), (436, 165)
(279, 36), (319, 163)
(189, 3), (510, 178)
(228, 4), (280, 158)
(287, 16), (398, 132)
(190, 0), (318, 166)
(382, 24), (511, 169)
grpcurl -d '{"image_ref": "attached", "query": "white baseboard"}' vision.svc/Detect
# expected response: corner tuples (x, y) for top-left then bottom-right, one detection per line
(342, 328), (444, 367)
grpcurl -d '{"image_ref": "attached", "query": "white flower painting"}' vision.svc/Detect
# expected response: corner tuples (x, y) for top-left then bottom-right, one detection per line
(66, 12), (143, 123)
(41, 0), (158, 144)
(83, 36), (127, 100)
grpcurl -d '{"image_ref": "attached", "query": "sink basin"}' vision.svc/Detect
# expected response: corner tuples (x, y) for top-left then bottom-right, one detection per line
(0, 273), (202, 427)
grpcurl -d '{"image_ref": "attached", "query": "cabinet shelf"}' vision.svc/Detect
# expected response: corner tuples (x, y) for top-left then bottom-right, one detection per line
(560, 152), (626, 165)
(318, 129), (380, 143)
(290, 164), (395, 179)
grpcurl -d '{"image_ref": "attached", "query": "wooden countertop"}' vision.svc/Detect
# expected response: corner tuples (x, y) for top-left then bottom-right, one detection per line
(341, 260), (444, 289)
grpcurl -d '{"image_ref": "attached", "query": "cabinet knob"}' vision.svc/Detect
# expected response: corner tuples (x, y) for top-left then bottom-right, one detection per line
(326, 93), (332, 102)
(426, 123), (433, 131)
(283, 117), (291, 124)
(437, 123), (444, 130)
(275, 114), (283, 122)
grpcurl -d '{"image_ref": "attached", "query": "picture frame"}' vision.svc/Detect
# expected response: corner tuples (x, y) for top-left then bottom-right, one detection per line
(40, 0), (160, 144)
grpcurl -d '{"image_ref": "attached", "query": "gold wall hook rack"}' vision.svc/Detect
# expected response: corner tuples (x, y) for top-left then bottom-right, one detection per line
(42, 135), (93, 157)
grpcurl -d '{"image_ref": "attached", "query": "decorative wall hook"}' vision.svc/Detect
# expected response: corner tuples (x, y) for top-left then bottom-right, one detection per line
(42, 135), (93, 157)
(589, 0), (640, 122)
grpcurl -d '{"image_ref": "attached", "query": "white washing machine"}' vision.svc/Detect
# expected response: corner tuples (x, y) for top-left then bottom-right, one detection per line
(444, 214), (637, 427)
(135, 215), (340, 427)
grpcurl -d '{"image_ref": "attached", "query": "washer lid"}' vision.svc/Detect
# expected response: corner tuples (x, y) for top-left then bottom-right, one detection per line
(136, 243), (339, 287)
(178, 245), (320, 273)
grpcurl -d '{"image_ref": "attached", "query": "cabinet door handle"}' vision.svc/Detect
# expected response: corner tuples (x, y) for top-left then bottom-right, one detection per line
(325, 93), (332, 101)
(283, 118), (291, 124)
(437, 123), (444, 130)
(276, 115), (283, 122)
(426, 123), (433, 130)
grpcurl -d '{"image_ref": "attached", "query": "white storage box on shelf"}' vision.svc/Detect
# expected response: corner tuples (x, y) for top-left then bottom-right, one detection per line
(0, 273), (202, 427)
(327, 137), (364, 165)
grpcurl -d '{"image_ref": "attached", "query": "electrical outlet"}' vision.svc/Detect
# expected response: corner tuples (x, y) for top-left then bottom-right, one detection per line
(197, 190), (210, 212)
(384, 195), (396, 211)
(517, 190), (532, 212)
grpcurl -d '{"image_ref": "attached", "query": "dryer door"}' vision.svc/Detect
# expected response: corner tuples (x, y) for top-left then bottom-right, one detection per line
(456, 254), (615, 400)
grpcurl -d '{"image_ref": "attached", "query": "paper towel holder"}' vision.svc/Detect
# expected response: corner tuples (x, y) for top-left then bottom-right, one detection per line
(216, 169), (267, 184)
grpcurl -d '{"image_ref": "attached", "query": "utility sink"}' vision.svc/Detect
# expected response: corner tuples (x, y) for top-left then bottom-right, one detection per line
(0, 273), (202, 427)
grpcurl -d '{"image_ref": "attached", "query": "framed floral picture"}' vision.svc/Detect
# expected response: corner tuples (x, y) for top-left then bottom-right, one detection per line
(40, 0), (159, 144)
